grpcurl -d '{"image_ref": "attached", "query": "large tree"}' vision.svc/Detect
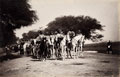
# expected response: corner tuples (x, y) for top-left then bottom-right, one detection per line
(0, 0), (38, 47)
(22, 30), (39, 41)
(45, 15), (104, 41)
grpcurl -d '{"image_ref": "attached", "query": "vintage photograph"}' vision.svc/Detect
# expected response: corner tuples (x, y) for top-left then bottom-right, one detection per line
(0, 0), (120, 77)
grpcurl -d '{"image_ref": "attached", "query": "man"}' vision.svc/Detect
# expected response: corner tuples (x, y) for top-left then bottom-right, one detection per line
(5, 45), (11, 56)
(65, 31), (75, 58)
(107, 40), (112, 54)
(54, 31), (64, 59)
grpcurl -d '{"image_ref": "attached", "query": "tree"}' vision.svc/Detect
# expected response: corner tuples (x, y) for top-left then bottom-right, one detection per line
(45, 15), (104, 41)
(22, 33), (29, 41)
(0, 0), (38, 47)
(45, 16), (77, 34)
(22, 30), (39, 41)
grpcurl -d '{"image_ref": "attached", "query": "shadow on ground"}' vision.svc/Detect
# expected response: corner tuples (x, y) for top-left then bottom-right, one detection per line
(30, 59), (41, 61)
(100, 60), (110, 63)
(71, 62), (85, 65)
(0, 54), (21, 62)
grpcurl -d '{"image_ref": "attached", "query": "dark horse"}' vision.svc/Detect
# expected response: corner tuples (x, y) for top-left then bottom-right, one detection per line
(38, 37), (48, 61)
(66, 39), (73, 58)
(54, 36), (63, 59)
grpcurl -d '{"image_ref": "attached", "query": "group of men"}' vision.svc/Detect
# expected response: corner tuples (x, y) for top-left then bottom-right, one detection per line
(5, 41), (24, 55)
(5, 31), (85, 61)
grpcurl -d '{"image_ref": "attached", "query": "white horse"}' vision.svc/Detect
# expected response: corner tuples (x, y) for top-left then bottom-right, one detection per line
(48, 35), (55, 58)
(60, 35), (68, 60)
(32, 38), (39, 57)
(23, 41), (31, 55)
(72, 34), (85, 58)
(60, 33), (74, 59)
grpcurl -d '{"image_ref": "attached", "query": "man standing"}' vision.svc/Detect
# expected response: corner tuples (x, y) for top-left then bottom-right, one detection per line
(107, 40), (112, 54)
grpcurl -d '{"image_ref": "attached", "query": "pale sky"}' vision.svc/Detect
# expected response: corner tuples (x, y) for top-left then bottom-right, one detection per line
(15, 0), (119, 42)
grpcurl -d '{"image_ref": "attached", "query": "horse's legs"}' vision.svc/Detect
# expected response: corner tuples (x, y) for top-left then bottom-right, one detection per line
(52, 46), (55, 58)
(49, 48), (52, 58)
(44, 49), (47, 61)
(79, 45), (84, 57)
(66, 47), (69, 58)
(61, 46), (65, 60)
(74, 46), (78, 59)
(55, 48), (58, 59)
(68, 49), (72, 58)
(31, 48), (33, 56)
(58, 47), (61, 58)
(51, 46), (54, 58)
(79, 45), (82, 56)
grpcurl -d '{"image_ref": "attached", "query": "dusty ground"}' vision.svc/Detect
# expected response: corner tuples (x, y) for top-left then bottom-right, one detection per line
(0, 51), (119, 77)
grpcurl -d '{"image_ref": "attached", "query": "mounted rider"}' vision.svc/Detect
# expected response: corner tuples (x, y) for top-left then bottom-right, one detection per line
(54, 30), (64, 59)
(66, 31), (75, 58)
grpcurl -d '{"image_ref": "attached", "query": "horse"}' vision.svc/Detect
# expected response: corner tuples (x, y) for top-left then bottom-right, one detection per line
(53, 34), (64, 59)
(23, 41), (33, 56)
(37, 36), (49, 61)
(47, 35), (55, 58)
(72, 34), (85, 58)
(57, 31), (76, 59)
(60, 35), (67, 60)
(61, 33), (85, 59)
(63, 31), (75, 59)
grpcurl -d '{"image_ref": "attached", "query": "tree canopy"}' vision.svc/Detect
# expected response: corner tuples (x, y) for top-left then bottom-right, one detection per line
(22, 30), (40, 41)
(1, 0), (38, 29)
(45, 15), (104, 41)
(0, 0), (38, 47)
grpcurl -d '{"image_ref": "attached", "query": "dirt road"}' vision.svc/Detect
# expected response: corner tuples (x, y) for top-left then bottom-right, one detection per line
(0, 51), (119, 77)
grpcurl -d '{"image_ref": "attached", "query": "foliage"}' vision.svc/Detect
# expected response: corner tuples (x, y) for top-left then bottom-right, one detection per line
(0, 0), (38, 47)
(1, 0), (38, 29)
(22, 30), (40, 40)
(45, 15), (104, 41)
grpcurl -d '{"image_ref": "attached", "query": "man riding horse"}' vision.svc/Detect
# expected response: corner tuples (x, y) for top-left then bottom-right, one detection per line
(66, 31), (75, 58)
(54, 31), (64, 59)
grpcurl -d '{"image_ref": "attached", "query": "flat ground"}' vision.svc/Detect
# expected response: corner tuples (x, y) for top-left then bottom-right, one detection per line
(0, 51), (119, 77)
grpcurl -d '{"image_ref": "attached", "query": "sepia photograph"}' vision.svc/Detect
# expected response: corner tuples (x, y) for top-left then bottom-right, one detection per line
(0, 0), (120, 77)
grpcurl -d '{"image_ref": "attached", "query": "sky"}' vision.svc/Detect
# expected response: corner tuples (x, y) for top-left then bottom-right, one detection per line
(15, 0), (119, 42)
